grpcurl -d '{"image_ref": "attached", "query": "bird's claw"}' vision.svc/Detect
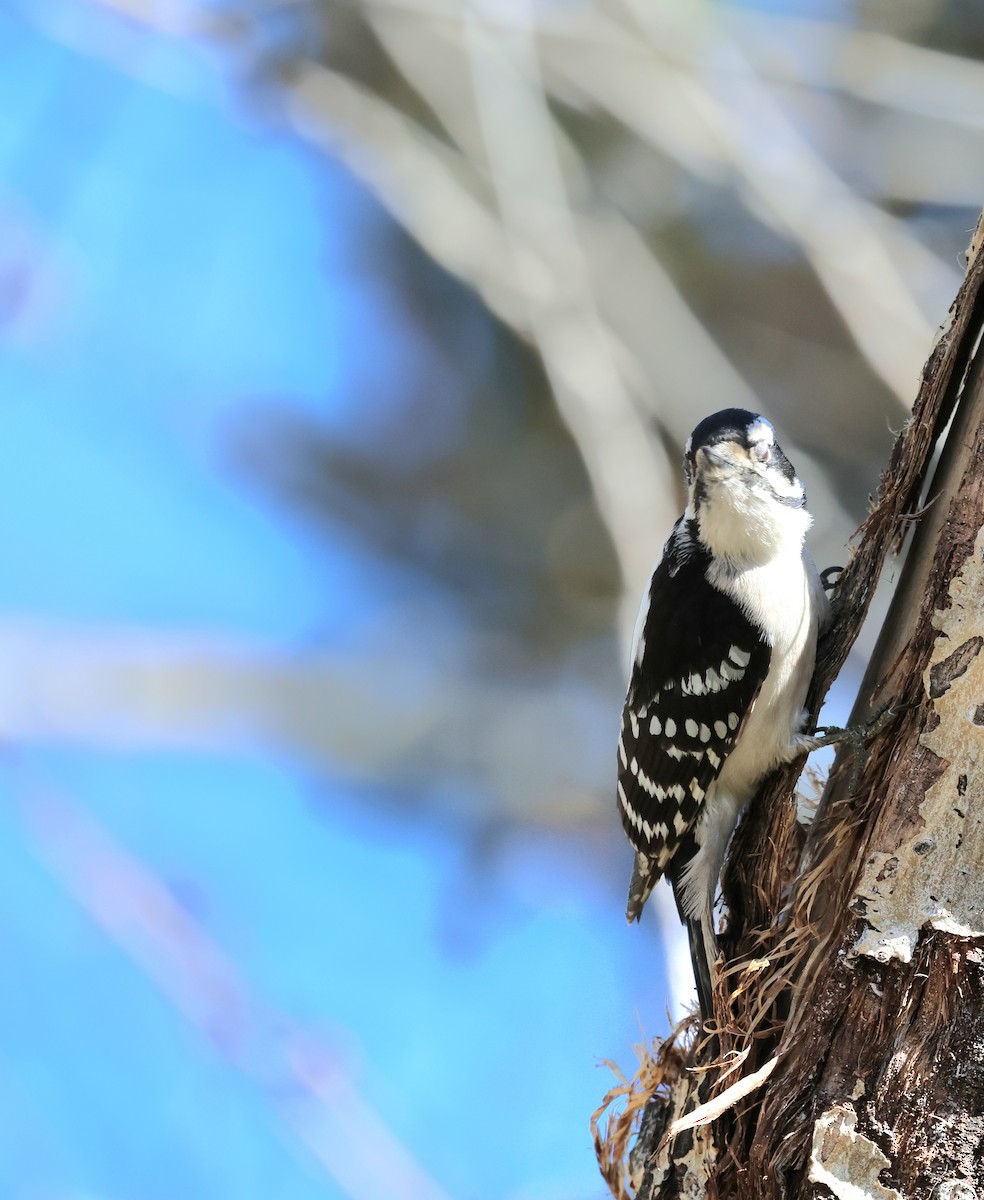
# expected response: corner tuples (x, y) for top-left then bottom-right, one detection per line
(809, 701), (904, 793)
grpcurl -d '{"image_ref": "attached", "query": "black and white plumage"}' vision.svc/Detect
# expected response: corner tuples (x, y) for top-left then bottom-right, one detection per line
(617, 408), (829, 1015)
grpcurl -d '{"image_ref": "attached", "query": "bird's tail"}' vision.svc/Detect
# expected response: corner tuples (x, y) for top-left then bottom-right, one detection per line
(685, 914), (717, 1025)
(626, 849), (718, 1024)
(664, 842), (719, 1023)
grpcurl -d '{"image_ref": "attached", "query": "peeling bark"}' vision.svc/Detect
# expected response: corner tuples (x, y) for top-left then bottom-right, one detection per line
(852, 526), (984, 962)
(809, 1104), (902, 1200)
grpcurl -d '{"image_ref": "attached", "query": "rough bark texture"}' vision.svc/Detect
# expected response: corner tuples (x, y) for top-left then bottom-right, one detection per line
(750, 345), (984, 1198)
(596, 222), (984, 1199)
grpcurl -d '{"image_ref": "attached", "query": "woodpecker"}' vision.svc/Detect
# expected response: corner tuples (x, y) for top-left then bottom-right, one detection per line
(617, 408), (830, 1018)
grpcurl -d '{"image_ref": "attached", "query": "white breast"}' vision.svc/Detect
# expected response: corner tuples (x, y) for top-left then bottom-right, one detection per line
(709, 545), (828, 800)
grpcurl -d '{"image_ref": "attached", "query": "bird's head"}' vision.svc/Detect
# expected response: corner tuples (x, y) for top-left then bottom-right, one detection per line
(683, 408), (810, 563)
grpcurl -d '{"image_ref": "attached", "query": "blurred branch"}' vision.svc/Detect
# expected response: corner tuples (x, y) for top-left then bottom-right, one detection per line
(58, 0), (982, 627)
(359, 0), (946, 401)
(0, 620), (611, 829)
(728, 11), (984, 133)
(360, 0), (984, 148)
(462, 1), (674, 611)
(289, 56), (775, 603)
(593, 3), (944, 400)
(15, 769), (454, 1200)
(290, 55), (689, 606)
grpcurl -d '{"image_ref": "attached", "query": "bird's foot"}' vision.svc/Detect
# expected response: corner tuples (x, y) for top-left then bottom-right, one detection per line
(808, 702), (904, 793)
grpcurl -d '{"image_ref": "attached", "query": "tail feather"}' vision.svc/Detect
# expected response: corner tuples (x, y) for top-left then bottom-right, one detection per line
(667, 839), (719, 1023)
(686, 915), (717, 1024)
(626, 848), (719, 1025)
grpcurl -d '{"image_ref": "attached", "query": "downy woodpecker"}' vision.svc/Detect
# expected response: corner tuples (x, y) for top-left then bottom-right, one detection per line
(617, 408), (830, 1017)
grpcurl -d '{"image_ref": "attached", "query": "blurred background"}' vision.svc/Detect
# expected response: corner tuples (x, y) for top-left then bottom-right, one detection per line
(0, 1), (981, 1197)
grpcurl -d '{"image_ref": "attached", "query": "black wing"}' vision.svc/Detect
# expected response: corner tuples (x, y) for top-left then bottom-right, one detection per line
(617, 518), (770, 877)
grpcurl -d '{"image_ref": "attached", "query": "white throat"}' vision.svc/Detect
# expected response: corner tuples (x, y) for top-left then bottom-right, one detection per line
(691, 476), (810, 566)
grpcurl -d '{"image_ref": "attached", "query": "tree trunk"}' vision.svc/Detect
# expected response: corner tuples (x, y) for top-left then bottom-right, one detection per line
(595, 220), (984, 1198)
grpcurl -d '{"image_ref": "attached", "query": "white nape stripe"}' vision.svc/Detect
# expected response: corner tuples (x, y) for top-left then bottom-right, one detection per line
(728, 645), (752, 668)
(745, 417), (774, 446)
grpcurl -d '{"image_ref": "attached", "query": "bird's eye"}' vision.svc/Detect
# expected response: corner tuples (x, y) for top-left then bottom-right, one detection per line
(751, 441), (770, 463)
